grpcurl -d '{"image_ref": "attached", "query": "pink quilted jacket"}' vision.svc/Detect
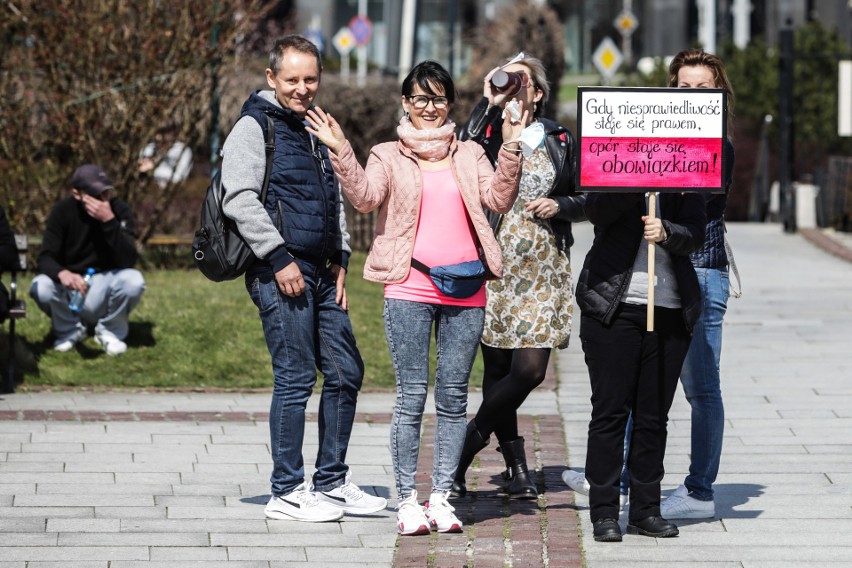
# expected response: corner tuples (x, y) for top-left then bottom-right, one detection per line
(329, 137), (522, 283)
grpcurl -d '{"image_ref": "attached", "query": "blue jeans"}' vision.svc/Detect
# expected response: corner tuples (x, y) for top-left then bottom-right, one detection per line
(681, 267), (729, 501)
(384, 299), (484, 498)
(246, 262), (364, 495)
(30, 269), (146, 340)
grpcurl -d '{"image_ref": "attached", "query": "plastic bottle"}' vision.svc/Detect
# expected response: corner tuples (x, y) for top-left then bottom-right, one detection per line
(68, 268), (95, 313)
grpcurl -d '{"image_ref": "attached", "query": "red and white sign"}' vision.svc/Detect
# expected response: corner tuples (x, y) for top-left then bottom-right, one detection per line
(578, 87), (727, 192)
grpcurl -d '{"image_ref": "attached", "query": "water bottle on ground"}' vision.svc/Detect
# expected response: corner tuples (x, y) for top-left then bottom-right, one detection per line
(68, 268), (95, 313)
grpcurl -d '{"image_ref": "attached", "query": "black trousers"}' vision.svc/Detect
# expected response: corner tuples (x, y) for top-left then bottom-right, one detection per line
(580, 303), (691, 522)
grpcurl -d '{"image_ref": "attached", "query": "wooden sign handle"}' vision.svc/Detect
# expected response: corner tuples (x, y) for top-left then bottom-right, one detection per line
(647, 192), (657, 332)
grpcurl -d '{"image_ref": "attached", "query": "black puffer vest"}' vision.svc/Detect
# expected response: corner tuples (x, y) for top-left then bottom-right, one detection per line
(240, 92), (342, 265)
(690, 138), (735, 269)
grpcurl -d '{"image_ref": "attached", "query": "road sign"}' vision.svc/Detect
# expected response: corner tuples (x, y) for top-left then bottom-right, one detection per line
(332, 27), (356, 56)
(348, 15), (373, 46)
(592, 37), (624, 81)
(614, 9), (638, 36)
(303, 28), (324, 52)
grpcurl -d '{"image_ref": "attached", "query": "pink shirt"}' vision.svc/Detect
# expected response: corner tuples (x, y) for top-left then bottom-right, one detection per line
(385, 167), (486, 306)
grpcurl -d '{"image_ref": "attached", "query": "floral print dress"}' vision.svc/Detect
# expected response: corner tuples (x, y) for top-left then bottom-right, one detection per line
(481, 144), (574, 349)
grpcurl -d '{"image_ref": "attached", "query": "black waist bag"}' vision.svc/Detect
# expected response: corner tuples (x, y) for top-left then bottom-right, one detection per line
(410, 257), (486, 299)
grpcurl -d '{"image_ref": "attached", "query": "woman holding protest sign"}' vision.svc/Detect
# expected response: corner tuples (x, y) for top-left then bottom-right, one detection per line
(575, 182), (705, 539)
(451, 53), (586, 501)
(305, 60), (524, 536)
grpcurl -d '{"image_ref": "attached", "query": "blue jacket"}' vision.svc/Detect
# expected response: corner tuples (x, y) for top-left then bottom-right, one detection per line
(240, 92), (347, 269)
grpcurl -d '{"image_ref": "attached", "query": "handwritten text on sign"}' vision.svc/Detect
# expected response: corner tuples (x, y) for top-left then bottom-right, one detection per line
(578, 87), (726, 192)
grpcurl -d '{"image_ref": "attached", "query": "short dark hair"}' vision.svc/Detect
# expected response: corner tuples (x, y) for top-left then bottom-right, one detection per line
(401, 60), (456, 103)
(269, 35), (322, 75)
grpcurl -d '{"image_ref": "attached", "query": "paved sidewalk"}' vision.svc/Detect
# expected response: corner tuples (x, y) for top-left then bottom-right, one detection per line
(1, 221), (851, 567)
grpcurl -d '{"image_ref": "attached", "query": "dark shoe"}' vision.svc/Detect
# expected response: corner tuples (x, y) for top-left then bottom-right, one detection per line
(593, 518), (622, 542)
(449, 421), (489, 499)
(626, 515), (679, 538)
(499, 437), (538, 500)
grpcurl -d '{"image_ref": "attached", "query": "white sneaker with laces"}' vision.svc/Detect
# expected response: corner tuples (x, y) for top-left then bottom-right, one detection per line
(54, 327), (86, 352)
(315, 471), (387, 515)
(661, 484), (715, 519)
(397, 491), (430, 536)
(425, 491), (463, 533)
(265, 482), (344, 522)
(95, 332), (127, 356)
(562, 469), (590, 495)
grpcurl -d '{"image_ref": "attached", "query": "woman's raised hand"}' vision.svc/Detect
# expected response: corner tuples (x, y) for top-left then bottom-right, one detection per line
(305, 106), (347, 154)
(483, 66), (512, 108)
(500, 99), (528, 147)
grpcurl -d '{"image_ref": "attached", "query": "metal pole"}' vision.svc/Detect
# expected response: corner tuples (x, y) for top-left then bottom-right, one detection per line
(448, 0), (456, 77)
(209, 2), (221, 178)
(398, 0), (417, 82)
(778, 25), (796, 233)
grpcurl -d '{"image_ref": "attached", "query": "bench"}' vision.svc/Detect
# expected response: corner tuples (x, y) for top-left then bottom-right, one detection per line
(3, 234), (27, 394)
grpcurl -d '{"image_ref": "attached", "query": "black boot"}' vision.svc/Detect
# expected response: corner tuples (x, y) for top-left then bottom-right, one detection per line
(499, 437), (538, 500)
(450, 421), (490, 499)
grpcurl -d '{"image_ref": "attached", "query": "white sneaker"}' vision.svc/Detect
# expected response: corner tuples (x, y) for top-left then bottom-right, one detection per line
(661, 484), (715, 519)
(265, 482), (344, 522)
(425, 491), (463, 533)
(314, 471), (387, 515)
(95, 333), (127, 356)
(397, 491), (430, 536)
(54, 327), (86, 352)
(562, 469), (590, 495)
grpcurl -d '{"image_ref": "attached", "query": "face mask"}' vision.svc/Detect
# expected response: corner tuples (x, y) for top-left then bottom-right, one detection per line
(517, 121), (545, 157)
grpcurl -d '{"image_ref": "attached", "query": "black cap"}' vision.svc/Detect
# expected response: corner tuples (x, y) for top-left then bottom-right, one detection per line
(72, 164), (113, 196)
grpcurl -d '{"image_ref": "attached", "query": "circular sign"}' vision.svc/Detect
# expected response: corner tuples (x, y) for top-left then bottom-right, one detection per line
(348, 15), (373, 46)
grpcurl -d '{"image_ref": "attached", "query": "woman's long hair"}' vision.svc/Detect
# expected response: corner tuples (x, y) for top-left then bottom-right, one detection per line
(668, 48), (734, 136)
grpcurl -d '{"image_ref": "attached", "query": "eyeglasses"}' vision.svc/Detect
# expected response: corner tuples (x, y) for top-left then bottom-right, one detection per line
(407, 95), (450, 109)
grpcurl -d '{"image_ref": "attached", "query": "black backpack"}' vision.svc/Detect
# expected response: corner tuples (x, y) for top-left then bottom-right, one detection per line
(192, 115), (275, 282)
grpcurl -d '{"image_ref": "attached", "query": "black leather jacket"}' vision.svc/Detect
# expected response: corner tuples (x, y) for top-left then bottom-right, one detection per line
(576, 192), (707, 332)
(458, 97), (586, 250)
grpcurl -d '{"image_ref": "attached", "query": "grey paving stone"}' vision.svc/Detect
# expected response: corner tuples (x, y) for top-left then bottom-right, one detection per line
(57, 533), (209, 546)
(112, 563), (269, 568)
(46, 519), (119, 533)
(166, 506), (261, 520)
(26, 563), (106, 568)
(225, 546), (307, 561)
(0, 473), (114, 484)
(0, 546), (148, 561)
(0, 533), (57, 546)
(37, 483), (173, 495)
(148, 547), (228, 560)
(210, 533), (360, 547)
(171, 484), (243, 496)
(305, 546), (396, 563)
(153, 495), (225, 507)
(122, 519), (269, 533)
(0, 506), (94, 518)
(93, 507), (166, 519)
(0, 518), (47, 532)
(21, 443), (84, 453)
(14, 494), (153, 507)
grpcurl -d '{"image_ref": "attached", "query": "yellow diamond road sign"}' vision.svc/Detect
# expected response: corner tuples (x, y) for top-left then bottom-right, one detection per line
(614, 9), (638, 36)
(592, 37), (623, 80)
(332, 27), (356, 56)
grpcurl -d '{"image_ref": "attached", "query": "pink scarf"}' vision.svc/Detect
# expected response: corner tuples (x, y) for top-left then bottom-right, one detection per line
(396, 115), (456, 162)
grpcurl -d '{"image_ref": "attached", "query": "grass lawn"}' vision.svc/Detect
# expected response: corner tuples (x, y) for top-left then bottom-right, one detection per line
(4, 252), (484, 391)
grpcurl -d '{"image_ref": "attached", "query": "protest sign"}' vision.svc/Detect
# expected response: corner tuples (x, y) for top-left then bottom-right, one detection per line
(578, 87), (727, 193)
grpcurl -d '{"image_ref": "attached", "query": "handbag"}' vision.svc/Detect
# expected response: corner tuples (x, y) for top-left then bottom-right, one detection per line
(410, 257), (486, 299)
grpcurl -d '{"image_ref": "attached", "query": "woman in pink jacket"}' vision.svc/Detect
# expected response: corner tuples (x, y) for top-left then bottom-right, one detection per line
(306, 60), (525, 536)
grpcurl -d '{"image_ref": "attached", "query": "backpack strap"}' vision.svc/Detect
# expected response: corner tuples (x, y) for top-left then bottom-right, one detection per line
(259, 115), (275, 205)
